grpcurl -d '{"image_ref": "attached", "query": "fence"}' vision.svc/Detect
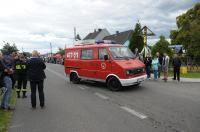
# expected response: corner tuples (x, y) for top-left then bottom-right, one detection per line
(181, 57), (200, 72)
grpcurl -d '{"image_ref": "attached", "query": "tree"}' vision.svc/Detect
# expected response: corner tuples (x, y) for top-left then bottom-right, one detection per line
(23, 52), (31, 57)
(129, 22), (144, 52)
(152, 35), (173, 57)
(1, 42), (18, 54)
(170, 3), (200, 57)
(57, 47), (65, 56)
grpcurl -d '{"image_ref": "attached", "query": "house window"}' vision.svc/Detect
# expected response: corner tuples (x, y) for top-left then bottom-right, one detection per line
(81, 49), (93, 59)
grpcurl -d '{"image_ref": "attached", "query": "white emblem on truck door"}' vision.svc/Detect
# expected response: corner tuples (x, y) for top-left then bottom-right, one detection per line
(101, 63), (106, 69)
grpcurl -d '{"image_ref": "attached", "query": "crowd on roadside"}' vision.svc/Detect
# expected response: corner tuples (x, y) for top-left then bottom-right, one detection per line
(142, 51), (182, 82)
(47, 57), (64, 65)
(0, 50), (46, 111)
(43, 57), (64, 65)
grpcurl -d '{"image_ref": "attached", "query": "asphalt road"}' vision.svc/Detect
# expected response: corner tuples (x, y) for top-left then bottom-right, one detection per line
(9, 64), (200, 132)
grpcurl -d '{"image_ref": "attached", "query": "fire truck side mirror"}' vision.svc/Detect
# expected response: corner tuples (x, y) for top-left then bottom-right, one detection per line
(104, 55), (108, 60)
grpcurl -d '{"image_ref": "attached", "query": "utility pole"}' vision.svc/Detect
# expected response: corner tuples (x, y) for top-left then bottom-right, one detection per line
(74, 27), (76, 39)
(74, 27), (76, 40)
(50, 43), (52, 57)
(22, 46), (24, 53)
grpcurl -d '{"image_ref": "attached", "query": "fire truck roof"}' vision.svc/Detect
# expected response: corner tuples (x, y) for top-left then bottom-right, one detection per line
(65, 40), (123, 49)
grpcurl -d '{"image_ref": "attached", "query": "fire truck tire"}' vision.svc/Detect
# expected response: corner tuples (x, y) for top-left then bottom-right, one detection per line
(107, 77), (122, 91)
(70, 73), (80, 84)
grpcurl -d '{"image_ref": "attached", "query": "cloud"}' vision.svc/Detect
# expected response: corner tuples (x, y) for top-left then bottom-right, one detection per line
(0, 0), (198, 53)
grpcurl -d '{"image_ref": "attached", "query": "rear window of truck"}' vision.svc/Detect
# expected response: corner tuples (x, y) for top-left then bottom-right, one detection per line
(81, 49), (93, 59)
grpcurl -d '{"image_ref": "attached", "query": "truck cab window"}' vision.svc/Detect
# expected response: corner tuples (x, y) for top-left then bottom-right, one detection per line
(109, 47), (135, 60)
(99, 48), (108, 60)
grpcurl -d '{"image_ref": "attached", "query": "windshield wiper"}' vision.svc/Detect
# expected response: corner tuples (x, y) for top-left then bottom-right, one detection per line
(124, 56), (136, 59)
(115, 56), (129, 60)
(124, 56), (130, 60)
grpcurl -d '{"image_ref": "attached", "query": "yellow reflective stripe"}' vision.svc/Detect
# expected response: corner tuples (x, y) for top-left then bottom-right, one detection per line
(15, 64), (26, 69)
(22, 89), (27, 92)
(16, 88), (21, 92)
(21, 65), (26, 69)
(16, 65), (21, 69)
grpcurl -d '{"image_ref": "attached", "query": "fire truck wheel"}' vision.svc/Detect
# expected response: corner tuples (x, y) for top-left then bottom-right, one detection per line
(107, 77), (122, 91)
(70, 73), (80, 84)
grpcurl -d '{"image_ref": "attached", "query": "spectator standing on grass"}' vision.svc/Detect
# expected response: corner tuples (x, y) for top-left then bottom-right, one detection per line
(162, 53), (170, 82)
(0, 52), (5, 91)
(27, 50), (46, 109)
(144, 54), (152, 80)
(156, 52), (163, 78)
(172, 54), (181, 82)
(152, 56), (159, 80)
(0, 51), (15, 111)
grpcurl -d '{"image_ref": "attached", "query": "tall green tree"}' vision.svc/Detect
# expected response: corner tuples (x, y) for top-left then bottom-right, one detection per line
(129, 22), (144, 52)
(57, 47), (65, 56)
(1, 42), (18, 54)
(170, 2), (200, 57)
(23, 52), (31, 57)
(152, 35), (173, 57)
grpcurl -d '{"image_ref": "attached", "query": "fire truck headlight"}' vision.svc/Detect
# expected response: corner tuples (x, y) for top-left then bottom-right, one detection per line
(142, 67), (145, 72)
(126, 70), (131, 75)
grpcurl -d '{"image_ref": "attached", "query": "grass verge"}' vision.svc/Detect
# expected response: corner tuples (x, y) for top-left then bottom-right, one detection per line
(180, 72), (200, 78)
(0, 89), (17, 132)
(161, 71), (200, 78)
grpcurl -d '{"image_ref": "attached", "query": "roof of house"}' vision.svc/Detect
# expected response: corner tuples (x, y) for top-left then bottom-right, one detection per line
(83, 29), (103, 40)
(103, 30), (133, 44)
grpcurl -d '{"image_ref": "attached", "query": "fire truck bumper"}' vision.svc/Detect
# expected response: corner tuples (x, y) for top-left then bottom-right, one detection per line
(119, 74), (147, 86)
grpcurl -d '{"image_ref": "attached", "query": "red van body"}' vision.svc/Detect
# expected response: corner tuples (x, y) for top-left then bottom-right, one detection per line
(64, 42), (147, 91)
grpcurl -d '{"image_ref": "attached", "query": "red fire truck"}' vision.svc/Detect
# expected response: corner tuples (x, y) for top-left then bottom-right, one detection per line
(64, 40), (147, 91)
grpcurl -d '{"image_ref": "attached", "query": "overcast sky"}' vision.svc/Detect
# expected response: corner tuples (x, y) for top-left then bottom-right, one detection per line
(0, 0), (198, 54)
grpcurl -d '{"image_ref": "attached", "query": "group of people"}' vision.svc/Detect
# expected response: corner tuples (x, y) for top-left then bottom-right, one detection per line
(45, 57), (64, 65)
(144, 52), (182, 81)
(0, 50), (46, 111)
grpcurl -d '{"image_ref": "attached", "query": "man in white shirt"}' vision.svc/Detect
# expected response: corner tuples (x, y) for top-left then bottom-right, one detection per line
(162, 53), (169, 81)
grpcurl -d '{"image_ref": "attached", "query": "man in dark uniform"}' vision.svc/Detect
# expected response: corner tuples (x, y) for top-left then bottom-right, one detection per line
(172, 54), (182, 81)
(27, 50), (46, 109)
(144, 54), (152, 79)
(15, 54), (27, 98)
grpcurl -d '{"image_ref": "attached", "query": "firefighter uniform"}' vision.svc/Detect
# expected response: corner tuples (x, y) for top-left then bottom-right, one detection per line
(15, 58), (27, 98)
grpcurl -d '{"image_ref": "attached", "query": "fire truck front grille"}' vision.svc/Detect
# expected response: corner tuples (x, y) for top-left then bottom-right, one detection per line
(128, 68), (144, 75)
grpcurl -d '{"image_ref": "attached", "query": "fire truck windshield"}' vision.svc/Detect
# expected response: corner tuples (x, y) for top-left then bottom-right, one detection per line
(109, 47), (135, 60)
